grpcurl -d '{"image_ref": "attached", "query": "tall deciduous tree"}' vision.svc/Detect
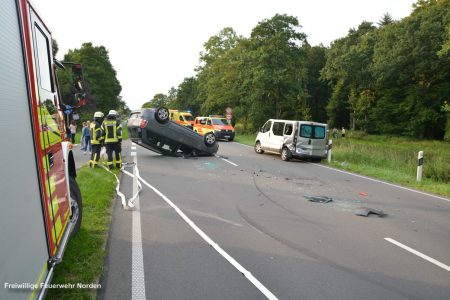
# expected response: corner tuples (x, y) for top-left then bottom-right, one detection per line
(371, 0), (449, 138)
(58, 43), (123, 114)
(142, 93), (169, 108)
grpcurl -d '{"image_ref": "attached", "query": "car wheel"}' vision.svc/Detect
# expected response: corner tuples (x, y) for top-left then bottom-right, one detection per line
(69, 177), (82, 236)
(155, 107), (169, 124)
(228, 137), (234, 142)
(204, 132), (216, 147)
(255, 141), (264, 154)
(281, 147), (292, 161)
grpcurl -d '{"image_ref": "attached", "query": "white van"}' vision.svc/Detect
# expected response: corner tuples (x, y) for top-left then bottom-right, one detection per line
(255, 119), (329, 162)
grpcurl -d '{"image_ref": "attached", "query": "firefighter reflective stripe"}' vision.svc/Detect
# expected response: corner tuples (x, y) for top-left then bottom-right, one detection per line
(117, 123), (123, 139)
(103, 120), (118, 143)
(91, 122), (104, 145)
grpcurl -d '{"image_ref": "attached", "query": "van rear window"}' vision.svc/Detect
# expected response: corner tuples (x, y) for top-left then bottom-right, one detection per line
(300, 125), (325, 139)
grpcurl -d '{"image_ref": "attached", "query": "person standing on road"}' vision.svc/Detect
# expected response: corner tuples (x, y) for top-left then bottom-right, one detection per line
(90, 112), (104, 168)
(69, 120), (77, 144)
(81, 121), (92, 154)
(102, 110), (122, 169)
(341, 127), (346, 139)
(80, 122), (87, 151)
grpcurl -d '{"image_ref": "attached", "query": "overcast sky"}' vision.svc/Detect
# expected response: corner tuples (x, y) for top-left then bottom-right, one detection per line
(36, 0), (416, 110)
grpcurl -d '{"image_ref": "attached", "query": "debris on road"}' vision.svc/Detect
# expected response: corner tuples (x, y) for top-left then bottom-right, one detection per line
(359, 192), (368, 197)
(304, 195), (333, 203)
(354, 207), (386, 217)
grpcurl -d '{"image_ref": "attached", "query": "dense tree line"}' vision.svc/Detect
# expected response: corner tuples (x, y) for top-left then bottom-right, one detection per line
(57, 42), (129, 120)
(151, 0), (449, 140)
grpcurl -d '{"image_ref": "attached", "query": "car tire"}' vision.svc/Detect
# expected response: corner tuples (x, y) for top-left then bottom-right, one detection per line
(204, 132), (216, 147)
(69, 177), (82, 236)
(155, 107), (170, 124)
(255, 141), (264, 154)
(228, 137), (234, 142)
(281, 147), (292, 161)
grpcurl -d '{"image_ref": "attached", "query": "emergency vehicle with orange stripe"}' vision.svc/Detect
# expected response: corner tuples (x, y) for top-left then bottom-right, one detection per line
(1, 1), (85, 299)
(193, 115), (235, 141)
(169, 109), (195, 129)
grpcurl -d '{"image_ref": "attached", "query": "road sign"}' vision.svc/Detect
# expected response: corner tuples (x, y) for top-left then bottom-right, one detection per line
(226, 107), (232, 114)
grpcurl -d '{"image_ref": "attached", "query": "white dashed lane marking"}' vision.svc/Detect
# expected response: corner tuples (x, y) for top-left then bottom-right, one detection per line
(385, 238), (450, 272)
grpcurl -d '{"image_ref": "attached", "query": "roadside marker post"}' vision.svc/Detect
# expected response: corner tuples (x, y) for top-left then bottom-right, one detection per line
(327, 139), (332, 163)
(417, 151), (424, 182)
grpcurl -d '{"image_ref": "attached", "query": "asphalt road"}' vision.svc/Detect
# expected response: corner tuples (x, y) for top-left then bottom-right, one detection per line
(98, 141), (450, 300)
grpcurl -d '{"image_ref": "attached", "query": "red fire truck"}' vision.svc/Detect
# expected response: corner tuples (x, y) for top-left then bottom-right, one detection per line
(1, 0), (84, 299)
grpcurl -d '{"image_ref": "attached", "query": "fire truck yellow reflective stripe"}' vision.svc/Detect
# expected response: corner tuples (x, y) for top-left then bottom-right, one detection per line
(51, 196), (59, 216)
(29, 263), (47, 300)
(45, 176), (56, 198)
(51, 224), (56, 245)
(64, 206), (70, 221)
(42, 155), (49, 173)
(54, 216), (62, 243)
(40, 132), (46, 150)
(57, 215), (69, 245)
(47, 131), (62, 146)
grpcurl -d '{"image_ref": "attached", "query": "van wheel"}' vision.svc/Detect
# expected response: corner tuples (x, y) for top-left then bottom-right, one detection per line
(204, 132), (216, 147)
(69, 177), (82, 236)
(155, 107), (169, 124)
(281, 147), (292, 161)
(255, 141), (264, 154)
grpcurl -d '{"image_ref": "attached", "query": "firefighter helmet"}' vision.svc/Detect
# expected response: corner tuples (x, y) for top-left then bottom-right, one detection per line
(108, 110), (118, 116)
(94, 111), (104, 118)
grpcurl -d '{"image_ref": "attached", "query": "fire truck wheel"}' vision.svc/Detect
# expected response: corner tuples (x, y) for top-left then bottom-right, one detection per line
(155, 107), (170, 124)
(69, 177), (83, 236)
(204, 132), (216, 147)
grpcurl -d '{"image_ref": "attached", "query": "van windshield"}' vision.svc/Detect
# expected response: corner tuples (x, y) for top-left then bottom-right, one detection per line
(299, 124), (326, 139)
(183, 115), (194, 121)
(211, 118), (228, 125)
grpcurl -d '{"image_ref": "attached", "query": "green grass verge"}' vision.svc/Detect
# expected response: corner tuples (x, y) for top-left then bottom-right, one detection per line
(46, 166), (118, 300)
(235, 132), (450, 197)
(234, 132), (256, 147)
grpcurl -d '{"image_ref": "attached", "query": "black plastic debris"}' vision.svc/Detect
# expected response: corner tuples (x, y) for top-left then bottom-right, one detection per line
(354, 207), (386, 217)
(304, 195), (333, 203)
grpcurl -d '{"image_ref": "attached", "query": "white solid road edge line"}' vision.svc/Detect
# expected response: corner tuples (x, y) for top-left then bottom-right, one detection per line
(131, 154), (147, 300)
(312, 163), (450, 203)
(215, 154), (239, 167)
(385, 238), (450, 272)
(135, 173), (278, 300)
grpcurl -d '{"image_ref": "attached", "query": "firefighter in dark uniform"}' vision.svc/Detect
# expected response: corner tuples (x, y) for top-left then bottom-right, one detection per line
(90, 111), (104, 168)
(102, 110), (122, 169)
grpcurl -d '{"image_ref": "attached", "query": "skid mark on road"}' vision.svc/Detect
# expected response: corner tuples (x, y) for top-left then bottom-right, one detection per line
(236, 206), (415, 300)
(251, 171), (322, 227)
(187, 209), (243, 227)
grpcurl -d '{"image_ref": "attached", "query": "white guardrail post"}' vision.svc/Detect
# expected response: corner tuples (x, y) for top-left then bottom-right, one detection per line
(417, 151), (424, 182)
(327, 139), (332, 163)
